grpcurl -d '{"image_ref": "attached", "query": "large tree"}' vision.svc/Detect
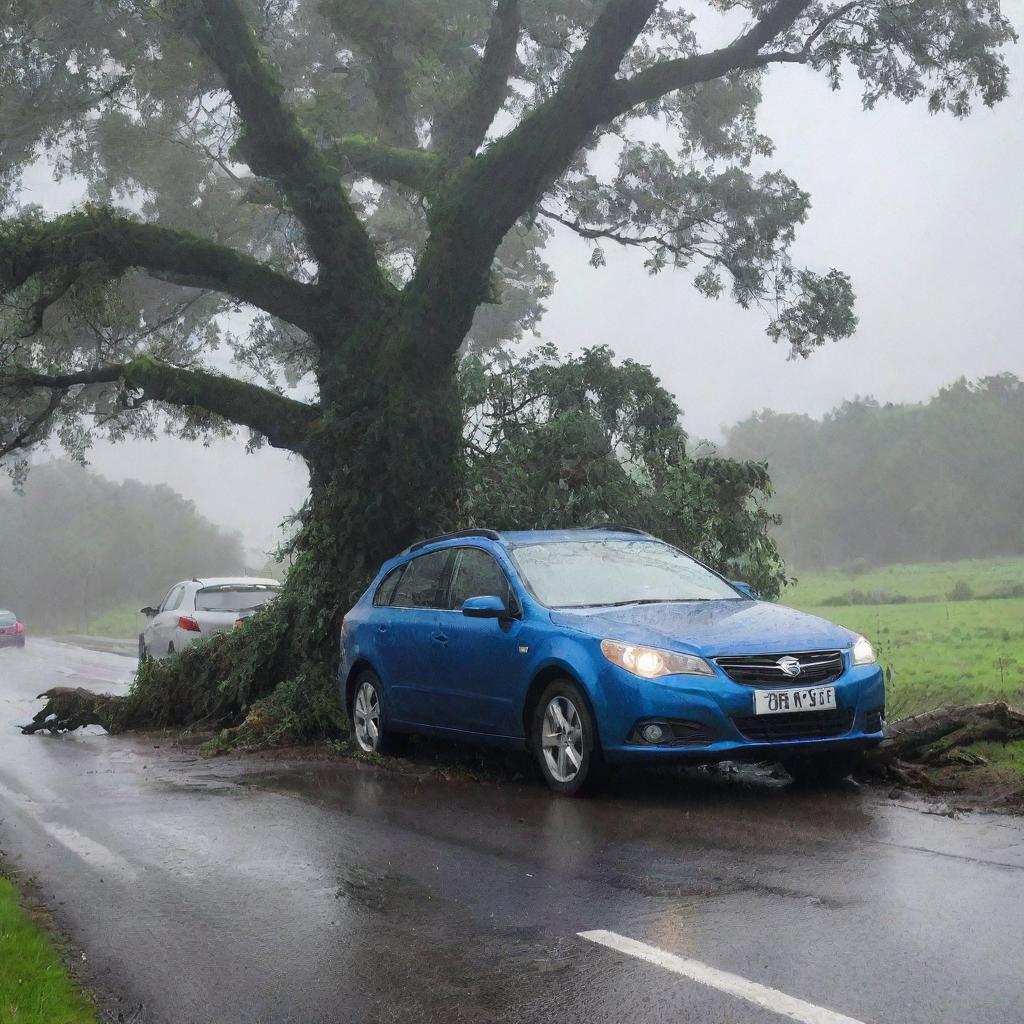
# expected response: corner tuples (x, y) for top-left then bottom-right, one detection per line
(1, 0), (1015, 740)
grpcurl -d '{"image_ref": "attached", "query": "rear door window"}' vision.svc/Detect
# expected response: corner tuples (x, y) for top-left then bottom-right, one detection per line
(390, 551), (451, 609)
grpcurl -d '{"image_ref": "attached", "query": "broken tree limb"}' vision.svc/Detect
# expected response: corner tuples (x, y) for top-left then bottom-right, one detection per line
(21, 688), (128, 735)
(881, 701), (1024, 763)
(861, 700), (1024, 787)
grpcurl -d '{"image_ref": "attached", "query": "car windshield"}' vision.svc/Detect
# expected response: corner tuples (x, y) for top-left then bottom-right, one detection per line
(512, 539), (741, 607)
(0, 611), (15, 626)
(195, 585), (280, 613)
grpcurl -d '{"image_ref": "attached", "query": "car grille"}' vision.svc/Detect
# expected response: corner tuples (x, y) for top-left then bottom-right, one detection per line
(732, 709), (855, 742)
(715, 650), (845, 687)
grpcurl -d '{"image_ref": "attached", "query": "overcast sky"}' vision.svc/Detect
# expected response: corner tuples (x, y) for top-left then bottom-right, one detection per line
(22, 1), (1024, 557)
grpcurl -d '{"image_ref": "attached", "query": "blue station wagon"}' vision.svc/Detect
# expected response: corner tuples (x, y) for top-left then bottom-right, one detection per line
(339, 527), (885, 794)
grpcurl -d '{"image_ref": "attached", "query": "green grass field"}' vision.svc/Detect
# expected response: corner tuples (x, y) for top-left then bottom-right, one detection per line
(782, 558), (1024, 718)
(0, 876), (99, 1024)
(49, 601), (146, 640)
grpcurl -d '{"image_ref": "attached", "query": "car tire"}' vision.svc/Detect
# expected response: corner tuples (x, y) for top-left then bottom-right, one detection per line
(167, 641), (176, 656)
(783, 751), (864, 787)
(17, 638), (25, 649)
(349, 670), (406, 755)
(531, 679), (604, 796)
(138, 635), (149, 662)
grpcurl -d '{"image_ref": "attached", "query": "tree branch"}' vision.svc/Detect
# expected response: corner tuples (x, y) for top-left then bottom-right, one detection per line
(433, 0), (522, 166)
(403, 0), (660, 355)
(404, 0), (815, 360)
(0, 208), (325, 331)
(319, 1), (420, 148)
(3, 358), (319, 453)
(174, 0), (386, 297)
(606, 0), (813, 115)
(326, 135), (441, 192)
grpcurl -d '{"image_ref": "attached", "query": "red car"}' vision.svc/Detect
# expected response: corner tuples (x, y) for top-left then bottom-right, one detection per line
(0, 609), (25, 648)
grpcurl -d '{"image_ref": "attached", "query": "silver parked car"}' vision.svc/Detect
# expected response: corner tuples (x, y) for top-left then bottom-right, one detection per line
(140, 577), (281, 660)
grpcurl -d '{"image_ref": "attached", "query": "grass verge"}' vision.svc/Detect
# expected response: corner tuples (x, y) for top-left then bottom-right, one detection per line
(0, 874), (100, 1024)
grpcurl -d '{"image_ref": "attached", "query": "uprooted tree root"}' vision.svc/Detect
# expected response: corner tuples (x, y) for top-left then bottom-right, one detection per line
(862, 701), (1024, 791)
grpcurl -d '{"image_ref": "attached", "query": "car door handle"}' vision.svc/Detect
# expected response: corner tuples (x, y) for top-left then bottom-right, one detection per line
(432, 632), (448, 646)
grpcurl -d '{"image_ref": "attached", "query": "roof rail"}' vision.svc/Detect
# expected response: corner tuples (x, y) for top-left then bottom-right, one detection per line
(586, 523), (650, 536)
(406, 528), (501, 553)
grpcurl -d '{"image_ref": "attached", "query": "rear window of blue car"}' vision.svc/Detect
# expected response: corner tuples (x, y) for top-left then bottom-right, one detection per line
(374, 566), (405, 606)
(512, 539), (740, 607)
(0, 611), (15, 626)
(389, 550), (450, 608)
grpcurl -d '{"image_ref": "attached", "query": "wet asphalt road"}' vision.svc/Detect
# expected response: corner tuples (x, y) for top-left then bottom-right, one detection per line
(2, 640), (1023, 1024)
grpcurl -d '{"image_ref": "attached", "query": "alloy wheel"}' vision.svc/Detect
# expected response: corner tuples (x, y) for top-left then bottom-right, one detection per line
(541, 696), (584, 783)
(353, 680), (381, 753)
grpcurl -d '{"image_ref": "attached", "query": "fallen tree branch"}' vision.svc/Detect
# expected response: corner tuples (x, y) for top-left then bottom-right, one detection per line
(878, 701), (1024, 764)
(22, 688), (128, 735)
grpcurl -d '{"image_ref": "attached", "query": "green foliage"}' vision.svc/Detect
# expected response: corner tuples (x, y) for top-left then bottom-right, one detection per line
(0, 461), (244, 632)
(724, 374), (1024, 568)
(461, 344), (787, 598)
(0, 875), (100, 1024)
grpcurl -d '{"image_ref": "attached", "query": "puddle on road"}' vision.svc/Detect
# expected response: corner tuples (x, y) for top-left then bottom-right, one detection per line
(336, 865), (436, 915)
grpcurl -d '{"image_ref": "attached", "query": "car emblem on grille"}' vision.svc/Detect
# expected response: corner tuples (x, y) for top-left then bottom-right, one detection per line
(777, 655), (802, 677)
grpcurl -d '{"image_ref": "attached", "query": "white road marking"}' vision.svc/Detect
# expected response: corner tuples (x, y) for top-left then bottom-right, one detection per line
(0, 780), (138, 881)
(37, 822), (139, 881)
(579, 930), (868, 1024)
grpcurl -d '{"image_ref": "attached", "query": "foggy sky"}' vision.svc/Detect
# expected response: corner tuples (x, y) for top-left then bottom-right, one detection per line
(21, 2), (1024, 557)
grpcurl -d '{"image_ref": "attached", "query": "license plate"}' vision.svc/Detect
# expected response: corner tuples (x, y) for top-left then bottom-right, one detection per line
(754, 685), (836, 715)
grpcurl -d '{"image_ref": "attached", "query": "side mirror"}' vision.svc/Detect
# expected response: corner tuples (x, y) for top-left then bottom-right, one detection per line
(462, 595), (508, 619)
(730, 581), (757, 600)
(140, 606), (159, 618)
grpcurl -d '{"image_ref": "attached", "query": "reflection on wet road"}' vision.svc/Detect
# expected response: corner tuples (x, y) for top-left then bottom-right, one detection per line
(2, 641), (1023, 1023)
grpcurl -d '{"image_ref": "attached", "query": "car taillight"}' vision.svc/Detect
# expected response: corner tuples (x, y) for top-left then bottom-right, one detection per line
(177, 616), (201, 632)
(15, 622), (24, 634)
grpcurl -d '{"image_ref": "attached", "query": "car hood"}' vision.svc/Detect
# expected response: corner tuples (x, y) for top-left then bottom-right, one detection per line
(549, 599), (854, 656)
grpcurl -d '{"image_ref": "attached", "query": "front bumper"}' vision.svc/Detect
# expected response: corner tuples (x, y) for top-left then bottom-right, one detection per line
(594, 657), (885, 764)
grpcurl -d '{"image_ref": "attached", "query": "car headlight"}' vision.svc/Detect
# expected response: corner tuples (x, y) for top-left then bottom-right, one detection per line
(851, 635), (876, 666)
(600, 639), (714, 679)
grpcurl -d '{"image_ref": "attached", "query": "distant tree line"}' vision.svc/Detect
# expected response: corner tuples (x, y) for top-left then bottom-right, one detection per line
(0, 462), (245, 631)
(724, 374), (1024, 569)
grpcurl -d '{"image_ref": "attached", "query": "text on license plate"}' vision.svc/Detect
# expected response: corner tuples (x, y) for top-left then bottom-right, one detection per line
(754, 685), (836, 715)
